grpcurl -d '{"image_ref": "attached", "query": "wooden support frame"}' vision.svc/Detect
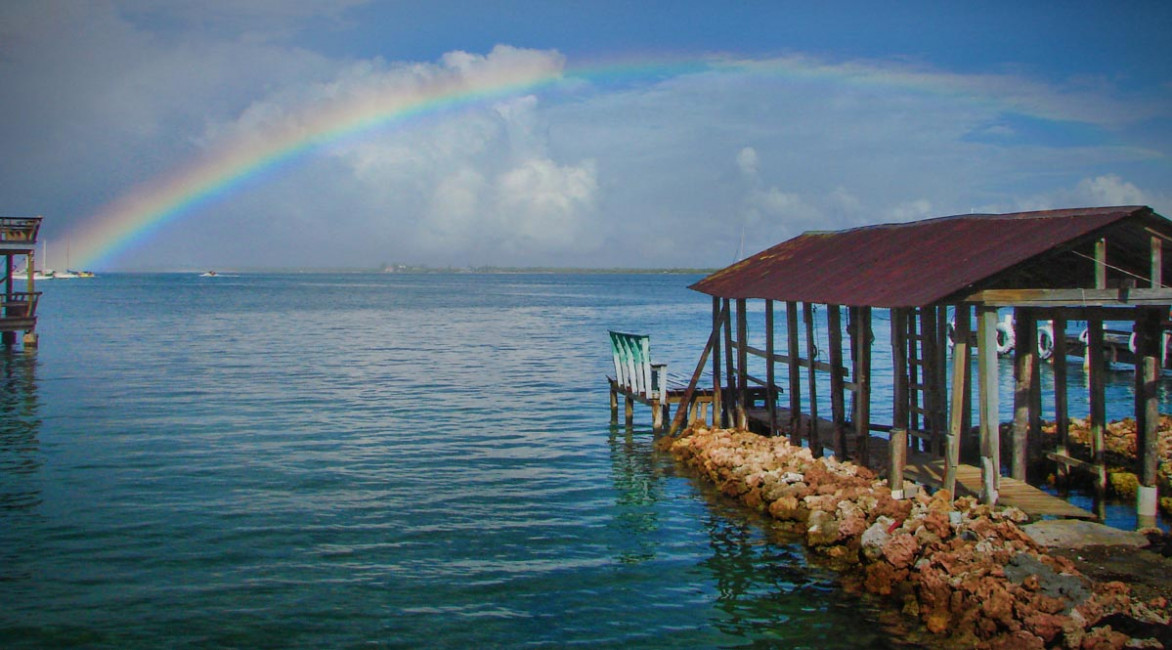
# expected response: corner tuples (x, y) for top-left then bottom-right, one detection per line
(786, 301), (802, 445)
(827, 305), (847, 457)
(736, 298), (749, 430)
(977, 306), (1000, 505)
(851, 306), (872, 467)
(1052, 314), (1070, 488)
(1011, 307), (1036, 482)
(803, 302), (821, 457)
(944, 304), (971, 497)
(711, 297), (723, 428)
(722, 298), (735, 427)
(890, 308), (909, 496)
(668, 302), (730, 436)
(1135, 306), (1162, 526)
(1086, 316), (1108, 519)
(765, 300), (778, 434)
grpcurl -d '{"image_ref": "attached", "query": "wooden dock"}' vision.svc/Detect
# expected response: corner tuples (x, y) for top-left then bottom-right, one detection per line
(898, 452), (1096, 519)
(744, 409), (1096, 520)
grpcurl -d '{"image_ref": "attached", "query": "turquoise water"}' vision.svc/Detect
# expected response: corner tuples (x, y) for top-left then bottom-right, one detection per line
(1, 273), (900, 649)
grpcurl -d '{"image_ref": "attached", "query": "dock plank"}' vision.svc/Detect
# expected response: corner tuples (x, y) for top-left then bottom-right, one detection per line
(901, 454), (1096, 519)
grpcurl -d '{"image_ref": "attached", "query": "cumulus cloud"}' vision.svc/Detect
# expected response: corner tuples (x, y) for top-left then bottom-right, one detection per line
(1074, 175), (1149, 206)
(1011, 174), (1170, 217)
(736, 147), (759, 177)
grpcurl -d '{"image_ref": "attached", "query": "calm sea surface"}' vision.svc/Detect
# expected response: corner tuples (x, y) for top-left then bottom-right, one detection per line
(1, 273), (1166, 648)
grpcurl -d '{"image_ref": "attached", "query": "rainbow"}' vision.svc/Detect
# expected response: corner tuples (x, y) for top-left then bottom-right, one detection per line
(63, 52), (1001, 269)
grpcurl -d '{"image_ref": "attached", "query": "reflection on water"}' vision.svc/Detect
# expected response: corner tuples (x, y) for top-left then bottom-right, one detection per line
(0, 349), (40, 513)
(607, 426), (664, 564)
(607, 421), (899, 648)
(0, 349), (41, 586)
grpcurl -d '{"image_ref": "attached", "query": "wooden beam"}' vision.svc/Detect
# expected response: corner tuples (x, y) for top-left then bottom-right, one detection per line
(962, 287), (1172, 307)
(891, 308), (909, 496)
(738, 344), (847, 375)
(804, 302), (821, 457)
(1087, 316), (1107, 519)
(1136, 307), (1162, 488)
(722, 298), (735, 427)
(977, 306), (1000, 504)
(945, 305), (970, 497)
(828, 304), (847, 457)
(1052, 314), (1069, 488)
(736, 298), (749, 430)
(852, 306), (872, 467)
(711, 297), (722, 428)
(1095, 237), (1108, 289)
(766, 300), (777, 435)
(934, 305), (949, 456)
(1151, 236), (1163, 288)
(1011, 307), (1035, 482)
(787, 301), (802, 446)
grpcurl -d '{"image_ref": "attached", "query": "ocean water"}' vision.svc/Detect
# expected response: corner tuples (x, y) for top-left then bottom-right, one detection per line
(2, 273), (1165, 648)
(2, 273), (896, 649)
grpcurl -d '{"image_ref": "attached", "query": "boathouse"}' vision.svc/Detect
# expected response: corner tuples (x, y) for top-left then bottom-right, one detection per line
(0, 216), (41, 348)
(674, 205), (1169, 526)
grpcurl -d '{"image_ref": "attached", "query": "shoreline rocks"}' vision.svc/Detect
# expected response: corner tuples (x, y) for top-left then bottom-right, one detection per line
(660, 425), (1171, 649)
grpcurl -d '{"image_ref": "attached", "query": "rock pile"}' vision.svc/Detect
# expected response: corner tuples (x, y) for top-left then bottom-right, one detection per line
(661, 425), (1171, 649)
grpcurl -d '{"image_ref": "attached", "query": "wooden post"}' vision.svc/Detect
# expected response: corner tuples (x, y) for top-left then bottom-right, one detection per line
(934, 305), (950, 455)
(1136, 307), (1161, 528)
(723, 299), (735, 427)
(786, 301), (802, 445)
(828, 304), (846, 457)
(1087, 316), (1107, 519)
(711, 297), (723, 428)
(977, 306), (1000, 505)
(804, 302), (821, 457)
(1052, 315), (1070, 489)
(1152, 236), (1164, 288)
(610, 383), (618, 424)
(1011, 307), (1035, 482)
(1095, 238), (1108, 289)
(852, 306), (872, 466)
(736, 298), (749, 430)
(1, 255), (11, 347)
(891, 308), (910, 497)
(945, 305), (970, 497)
(766, 300), (778, 435)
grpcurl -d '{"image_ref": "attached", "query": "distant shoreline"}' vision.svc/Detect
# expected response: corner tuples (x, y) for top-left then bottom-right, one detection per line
(98, 266), (718, 275)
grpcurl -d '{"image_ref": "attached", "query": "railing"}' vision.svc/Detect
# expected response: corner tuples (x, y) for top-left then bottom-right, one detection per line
(0, 217), (42, 244)
(1, 291), (41, 321)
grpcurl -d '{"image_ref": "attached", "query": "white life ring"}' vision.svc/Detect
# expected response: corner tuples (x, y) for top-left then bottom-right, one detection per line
(946, 319), (956, 350)
(1079, 328), (1089, 345)
(1129, 331), (1137, 355)
(1037, 323), (1054, 361)
(995, 320), (1015, 355)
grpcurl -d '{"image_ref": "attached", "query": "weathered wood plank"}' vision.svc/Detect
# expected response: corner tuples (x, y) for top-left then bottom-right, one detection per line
(962, 287), (1172, 306)
(977, 307), (1001, 504)
(803, 302), (821, 458)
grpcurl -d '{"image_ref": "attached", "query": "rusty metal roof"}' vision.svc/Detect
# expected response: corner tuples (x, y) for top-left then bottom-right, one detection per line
(690, 206), (1168, 308)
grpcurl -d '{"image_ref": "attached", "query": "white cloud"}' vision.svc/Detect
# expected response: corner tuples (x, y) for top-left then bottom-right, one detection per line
(1011, 175), (1170, 217)
(1074, 175), (1149, 206)
(736, 147), (759, 177)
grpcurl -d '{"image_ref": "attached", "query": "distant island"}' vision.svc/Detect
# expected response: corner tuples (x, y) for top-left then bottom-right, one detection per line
(378, 263), (714, 275)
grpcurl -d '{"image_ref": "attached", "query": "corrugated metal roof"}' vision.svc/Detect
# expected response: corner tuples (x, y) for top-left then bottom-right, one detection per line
(690, 206), (1164, 308)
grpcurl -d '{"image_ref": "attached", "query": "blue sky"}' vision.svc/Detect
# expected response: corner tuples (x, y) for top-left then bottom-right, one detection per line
(2, 1), (1170, 270)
